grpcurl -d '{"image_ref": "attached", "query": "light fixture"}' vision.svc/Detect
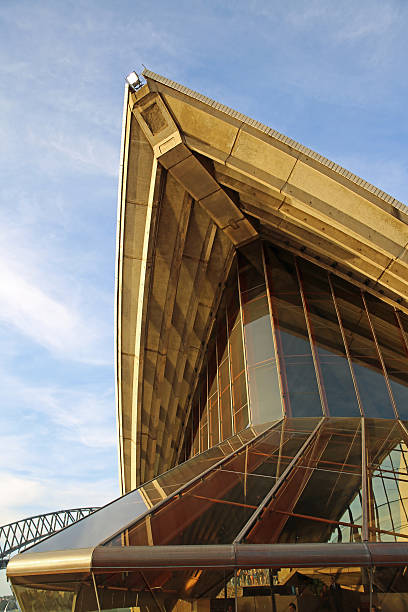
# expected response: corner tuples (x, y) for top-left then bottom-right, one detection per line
(126, 70), (142, 91)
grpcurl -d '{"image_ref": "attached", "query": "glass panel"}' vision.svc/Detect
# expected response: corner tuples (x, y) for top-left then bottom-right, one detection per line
(208, 346), (220, 447)
(184, 261), (248, 452)
(200, 380), (209, 453)
(374, 566), (408, 611)
(331, 275), (395, 418)
(233, 566), (371, 612)
(217, 313), (233, 440)
(227, 287), (249, 433)
(17, 566), (408, 612)
(366, 419), (408, 541)
(191, 389), (200, 456)
(238, 247), (283, 425)
(365, 295), (408, 419)
(264, 245), (323, 417)
(245, 419), (363, 544)
(24, 428), (267, 554)
(106, 420), (315, 547)
(298, 259), (361, 417)
(13, 584), (77, 612)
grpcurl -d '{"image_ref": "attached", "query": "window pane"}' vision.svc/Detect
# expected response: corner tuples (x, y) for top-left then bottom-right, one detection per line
(297, 259), (361, 417)
(331, 275), (395, 418)
(227, 288), (249, 433)
(245, 419), (363, 544)
(208, 346), (220, 447)
(106, 421), (315, 548)
(366, 419), (408, 541)
(239, 249), (283, 425)
(365, 294), (408, 419)
(264, 245), (322, 417)
(217, 314), (233, 440)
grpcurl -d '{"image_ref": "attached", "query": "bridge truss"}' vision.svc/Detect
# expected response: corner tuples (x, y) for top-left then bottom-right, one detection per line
(0, 508), (98, 568)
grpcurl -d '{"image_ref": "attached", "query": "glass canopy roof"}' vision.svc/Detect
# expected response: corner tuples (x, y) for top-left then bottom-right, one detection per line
(22, 415), (408, 557)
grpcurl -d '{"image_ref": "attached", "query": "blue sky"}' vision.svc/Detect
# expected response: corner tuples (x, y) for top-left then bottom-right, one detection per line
(1, 0), (408, 594)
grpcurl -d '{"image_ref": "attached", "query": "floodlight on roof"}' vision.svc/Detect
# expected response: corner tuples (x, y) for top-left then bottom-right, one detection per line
(126, 71), (142, 91)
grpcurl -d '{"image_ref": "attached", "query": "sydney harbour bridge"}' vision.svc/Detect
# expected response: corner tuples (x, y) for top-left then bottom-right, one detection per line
(0, 508), (98, 569)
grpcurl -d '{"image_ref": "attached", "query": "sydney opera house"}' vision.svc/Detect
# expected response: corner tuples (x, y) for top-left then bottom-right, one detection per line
(7, 70), (408, 611)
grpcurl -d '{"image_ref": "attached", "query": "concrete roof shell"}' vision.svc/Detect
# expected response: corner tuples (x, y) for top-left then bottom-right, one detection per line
(116, 69), (408, 494)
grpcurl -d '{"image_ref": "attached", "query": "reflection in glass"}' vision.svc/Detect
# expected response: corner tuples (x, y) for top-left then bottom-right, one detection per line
(24, 427), (267, 554)
(331, 276), (395, 419)
(238, 246), (282, 424)
(106, 420), (314, 548)
(264, 245), (323, 417)
(183, 240), (408, 453)
(244, 419), (363, 544)
(13, 585), (77, 612)
(298, 260), (361, 417)
(365, 294), (408, 419)
(15, 565), (408, 612)
(366, 419), (408, 541)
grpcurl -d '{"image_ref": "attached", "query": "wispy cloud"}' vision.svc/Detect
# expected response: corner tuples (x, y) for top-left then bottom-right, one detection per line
(0, 189), (113, 364)
(0, 254), (111, 364)
(0, 471), (117, 525)
(0, 365), (118, 526)
(20, 384), (117, 449)
(35, 128), (119, 178)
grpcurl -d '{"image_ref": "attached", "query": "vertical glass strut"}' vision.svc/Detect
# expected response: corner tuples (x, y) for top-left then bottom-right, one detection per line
(361, 416), (369, 541)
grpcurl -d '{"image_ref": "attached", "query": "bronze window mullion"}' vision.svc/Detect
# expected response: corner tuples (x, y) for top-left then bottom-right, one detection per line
(215, 338), (221, 445)
(206, 361), (210, 450)
(394, 308), (408, 355)
(328, 273), (364, 416)
(295, 258), (328, 416)
(236, 254), (252, 427)
(361, 291), (398, 418)
(225, 309), (235, 439)
(261, 242), (290, 417)
(361, 417), (369, 542)
(226, 285), (238, 436)
(233, 417), (325, 544)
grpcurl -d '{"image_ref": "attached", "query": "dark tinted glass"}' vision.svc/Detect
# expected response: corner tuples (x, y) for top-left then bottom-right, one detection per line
(264, 245), (323, 417)
(106, 420), (315, 547)
(238, 247), (282, 425)
(24, 427), (265, 553)
(331, 276), (395, 418)
(365, 294), (408, 419)
(244, 419), (363, 544)
(366, 419), (408, 541)
(298, 259), (361, 417)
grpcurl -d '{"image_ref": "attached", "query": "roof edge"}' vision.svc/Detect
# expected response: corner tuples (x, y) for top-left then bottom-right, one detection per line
(142, 68), (408, 219)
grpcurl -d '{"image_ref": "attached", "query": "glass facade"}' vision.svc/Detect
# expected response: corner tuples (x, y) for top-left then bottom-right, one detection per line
(104, 418), (408, 549)
(10, 240), (408, 612)
(12, 565), (408, 611)
(182, 241), (408, 460)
